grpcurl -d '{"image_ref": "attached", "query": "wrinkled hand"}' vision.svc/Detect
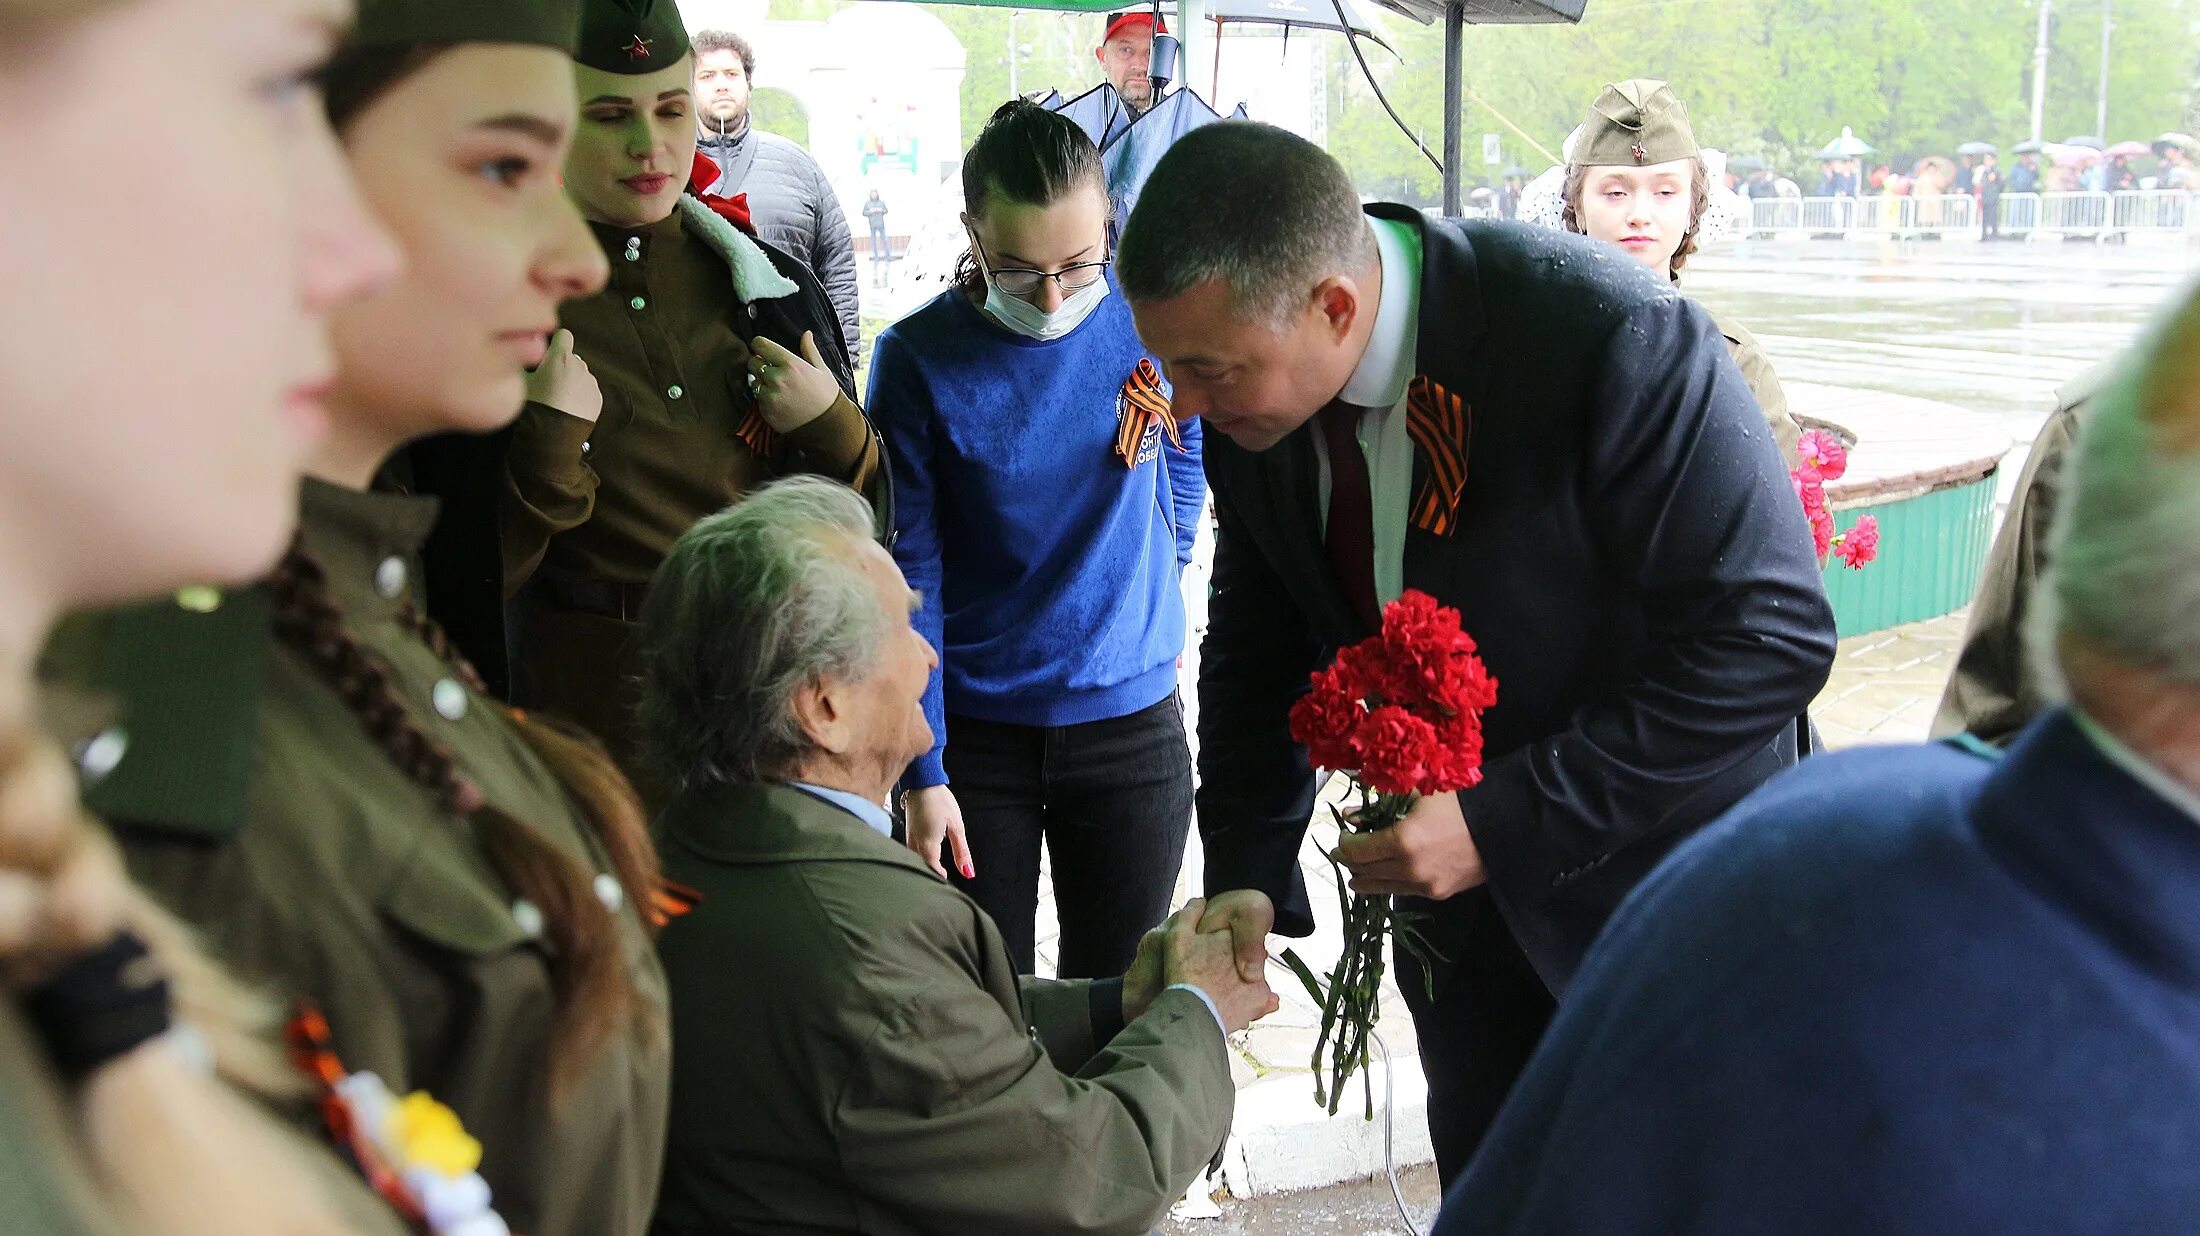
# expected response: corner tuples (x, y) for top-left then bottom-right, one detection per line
(525, 329), (603, 424)
(1194, 888), (1275, 983)
(0, 734), (129, 983)
(747, 333), (839, 433)
(1332, 792), (1486, 900)
(1157, 897), (1279, 1034)
(901, 784), (973, 881)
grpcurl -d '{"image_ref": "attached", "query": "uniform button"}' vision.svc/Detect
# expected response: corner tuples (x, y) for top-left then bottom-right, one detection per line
(374, 556), (407, 600)
(580, 440), (593, 456)
(746, 304), (760, 321)
(512, 898), (545, 939)
(431, 678), (468, 722)
(77, 728), (128, 783)
(174, 585), (223, 613)
(594, 873), (625, 912)
(667, 385), (684, 400)
(629, 296), (647, 311)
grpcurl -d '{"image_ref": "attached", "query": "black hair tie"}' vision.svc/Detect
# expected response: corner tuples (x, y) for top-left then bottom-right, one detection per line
(22, 931), (174, 1083)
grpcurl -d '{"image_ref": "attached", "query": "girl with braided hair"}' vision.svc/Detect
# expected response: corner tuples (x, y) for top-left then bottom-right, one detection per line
(4, 0), (400, 1232)
(43, 3), (672, 1235)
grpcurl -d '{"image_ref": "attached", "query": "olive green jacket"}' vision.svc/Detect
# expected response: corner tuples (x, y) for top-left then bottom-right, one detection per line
(651, 781), (1235, 1236)
(1705, 304), (1803, 468)
(0, 1001), (117, 1236)
(46, 479), (672, 1236)
(1934, 363), (2113, 745)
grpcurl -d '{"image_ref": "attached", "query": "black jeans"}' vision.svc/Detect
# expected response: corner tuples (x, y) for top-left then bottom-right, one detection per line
(943, 694), (1194, 978)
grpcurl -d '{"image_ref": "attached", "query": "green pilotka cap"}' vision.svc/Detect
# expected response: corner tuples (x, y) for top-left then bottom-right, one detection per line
(577, 0), (693, 74)
(349, 0), (583, 53)
(1574, 79), (1699, 168)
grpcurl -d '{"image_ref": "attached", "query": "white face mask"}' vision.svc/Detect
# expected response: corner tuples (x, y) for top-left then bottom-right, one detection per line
(978, 254), (1112, 342)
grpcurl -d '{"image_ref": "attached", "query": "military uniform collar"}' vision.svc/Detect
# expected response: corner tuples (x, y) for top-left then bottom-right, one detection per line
(296, 477), (440, 622)
(662, 779), (939, 879)
(592, 210), (687, 261)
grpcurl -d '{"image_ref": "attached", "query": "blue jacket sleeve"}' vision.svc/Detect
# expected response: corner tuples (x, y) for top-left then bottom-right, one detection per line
(1164, 415), (1205, 567)
(868, 327), (950, 789)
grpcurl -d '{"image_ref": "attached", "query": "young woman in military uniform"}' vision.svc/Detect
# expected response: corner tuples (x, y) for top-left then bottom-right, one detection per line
(42, 4), (673, 1235)
(463, 0), (884, 789)
(3, 0), (402, 1232)
(1559, 79), (1803, 468)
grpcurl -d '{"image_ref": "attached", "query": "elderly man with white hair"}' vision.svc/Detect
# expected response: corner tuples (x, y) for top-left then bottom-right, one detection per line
(1430, 280), (2200, 1234)
(636, 476), (1277, 1235)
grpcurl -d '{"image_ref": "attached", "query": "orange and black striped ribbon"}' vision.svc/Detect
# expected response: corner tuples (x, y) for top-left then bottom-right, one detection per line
(284, 1003), (430, 1228)
(650, 877), (703, 926)
(1114, 358), (1181, 468)
(734, 406), (778, 460)
(1405, 375), (1470, 537)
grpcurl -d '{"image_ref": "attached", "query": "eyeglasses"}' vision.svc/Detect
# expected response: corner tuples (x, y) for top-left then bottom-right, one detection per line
(976, 239), (1111, 297)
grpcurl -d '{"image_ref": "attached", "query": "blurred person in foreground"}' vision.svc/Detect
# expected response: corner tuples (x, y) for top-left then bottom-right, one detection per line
(1437, 278), (2200, 1234)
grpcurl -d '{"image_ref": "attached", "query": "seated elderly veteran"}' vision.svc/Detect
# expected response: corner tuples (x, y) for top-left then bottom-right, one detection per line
(1433, 277), (2200, 1233)
(636, 475), (1278, 1236)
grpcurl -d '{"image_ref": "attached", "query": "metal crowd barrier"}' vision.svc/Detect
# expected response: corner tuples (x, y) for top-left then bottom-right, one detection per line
(1743, 190), (2197, 240)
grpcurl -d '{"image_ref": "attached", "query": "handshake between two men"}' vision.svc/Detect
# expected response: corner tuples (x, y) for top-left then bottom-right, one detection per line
(1118, 889), (1283, 1034)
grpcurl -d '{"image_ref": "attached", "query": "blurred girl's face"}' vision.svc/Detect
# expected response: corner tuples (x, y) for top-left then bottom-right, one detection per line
(324, 44), (606, 466)
(0, 0), (398, 616)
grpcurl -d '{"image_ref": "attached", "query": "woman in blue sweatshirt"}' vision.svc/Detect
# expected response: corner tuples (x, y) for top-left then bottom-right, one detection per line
(867, 101), (1205, 977)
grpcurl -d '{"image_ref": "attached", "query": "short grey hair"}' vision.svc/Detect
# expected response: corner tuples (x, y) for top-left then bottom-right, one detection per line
(637, 477), (887, 792)
(2042, 285), (2200, 685)
(1116, 121), (1377, 327)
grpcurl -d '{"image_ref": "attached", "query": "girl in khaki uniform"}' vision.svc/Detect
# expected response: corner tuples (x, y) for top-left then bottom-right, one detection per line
(1559, 79), (1804, 469)
(2, 0), (401, 1233)
(44, 3), (673, 1235)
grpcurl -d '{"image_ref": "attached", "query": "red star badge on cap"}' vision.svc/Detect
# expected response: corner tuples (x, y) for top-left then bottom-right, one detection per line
(625, 35), (654, 61)
(1631, 140), (1648, 164)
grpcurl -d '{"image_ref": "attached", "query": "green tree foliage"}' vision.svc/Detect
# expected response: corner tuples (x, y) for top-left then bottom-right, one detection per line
(1323, 0), (2196, 202)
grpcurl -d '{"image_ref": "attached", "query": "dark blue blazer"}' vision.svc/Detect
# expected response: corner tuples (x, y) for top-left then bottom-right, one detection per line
(1438, 709), (2200, 1234)
(1195, 208), (1837, 994)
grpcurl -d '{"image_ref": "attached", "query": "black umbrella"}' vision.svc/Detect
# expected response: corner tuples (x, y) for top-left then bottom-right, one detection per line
(1956, 140), (1997, 156)
(1728, 155), (1765, 172)
(2012, 139), (2045, 155)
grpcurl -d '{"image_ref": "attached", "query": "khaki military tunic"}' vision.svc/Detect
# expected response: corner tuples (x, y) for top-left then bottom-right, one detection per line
(1934, 363), (2113, 745)
(502, 205), (881, 780)
(1704, 305), (1803, 468)
(47, 479), (671, 1236)
(0, 1000), (119, 1236)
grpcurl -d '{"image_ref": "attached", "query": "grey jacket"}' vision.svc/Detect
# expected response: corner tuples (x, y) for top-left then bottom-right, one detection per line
(699, 125), (861, 363)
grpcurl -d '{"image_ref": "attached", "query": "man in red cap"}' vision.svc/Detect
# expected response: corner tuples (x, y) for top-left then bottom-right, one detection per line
(1097, 11), (1166, 116)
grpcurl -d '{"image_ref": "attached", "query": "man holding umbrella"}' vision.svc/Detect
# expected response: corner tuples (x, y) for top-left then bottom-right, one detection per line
(1096, 11), (1165, 118)
(2011, 141), (2043, 195)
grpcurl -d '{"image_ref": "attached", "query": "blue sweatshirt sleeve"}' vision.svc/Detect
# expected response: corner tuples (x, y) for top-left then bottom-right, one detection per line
(867, 326), (951, 789)
(1165, 413), (1206, 568)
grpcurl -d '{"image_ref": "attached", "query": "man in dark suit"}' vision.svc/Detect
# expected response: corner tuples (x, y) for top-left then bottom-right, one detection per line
(1432, 280), (2200, 1236)
(1117, 122), (1838, 1182)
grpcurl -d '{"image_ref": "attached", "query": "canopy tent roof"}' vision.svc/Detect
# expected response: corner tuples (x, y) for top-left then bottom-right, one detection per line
(857, 0), (1587, 211)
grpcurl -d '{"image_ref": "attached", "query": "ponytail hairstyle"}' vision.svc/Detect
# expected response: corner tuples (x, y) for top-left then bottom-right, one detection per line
(954, 98), (1110, 298)
(267, 544), (661, 1094)
(1559, 154), (1714, 280)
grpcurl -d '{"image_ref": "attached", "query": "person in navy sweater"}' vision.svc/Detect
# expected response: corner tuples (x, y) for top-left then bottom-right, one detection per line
(866, 101), (1205, 977)
(1436, 281), (2200, 1234)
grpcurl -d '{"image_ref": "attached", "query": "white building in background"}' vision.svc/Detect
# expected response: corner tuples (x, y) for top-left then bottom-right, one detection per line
(679, 2), (967, 260)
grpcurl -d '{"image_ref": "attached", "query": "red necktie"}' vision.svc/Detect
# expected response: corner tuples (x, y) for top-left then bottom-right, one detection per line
(1321, 401), (1381, 633)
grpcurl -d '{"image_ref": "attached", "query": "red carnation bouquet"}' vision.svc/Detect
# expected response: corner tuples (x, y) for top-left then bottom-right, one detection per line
(1281, 589), (1497, 1116)
(1795, 429), (1881, 570)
